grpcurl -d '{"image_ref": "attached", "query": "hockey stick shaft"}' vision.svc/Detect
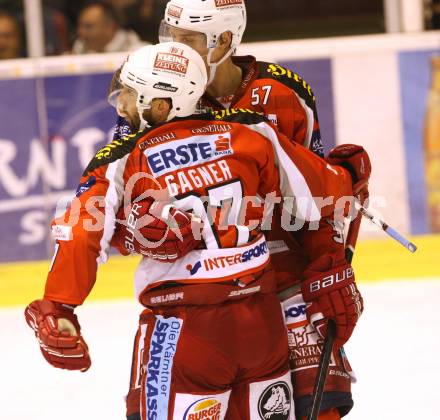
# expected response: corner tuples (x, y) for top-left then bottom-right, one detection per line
(307, 319), (336, 420)
(307, 215), (361, 420)
(345, 213), (362, 263)
(357, 205), (417, 253)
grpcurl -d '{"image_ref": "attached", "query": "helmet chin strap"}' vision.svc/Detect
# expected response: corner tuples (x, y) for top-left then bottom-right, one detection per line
(139, 118), (150, 130)
(138, 101), (152, 130)
(206, 47), (234, 85)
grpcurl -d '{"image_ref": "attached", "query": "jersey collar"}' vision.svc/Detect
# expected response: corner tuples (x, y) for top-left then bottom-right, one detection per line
(201, 55), (259, 110)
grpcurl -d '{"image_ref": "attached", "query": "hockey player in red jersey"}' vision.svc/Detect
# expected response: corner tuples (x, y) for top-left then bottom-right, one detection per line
(25, 42), (366, 420)
(155, 1), (371, 419)
(159, 0), (323, 155)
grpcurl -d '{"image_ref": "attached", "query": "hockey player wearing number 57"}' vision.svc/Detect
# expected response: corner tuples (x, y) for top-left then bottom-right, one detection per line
(156, 1), (371, 419)
(24, 42), (366, 419)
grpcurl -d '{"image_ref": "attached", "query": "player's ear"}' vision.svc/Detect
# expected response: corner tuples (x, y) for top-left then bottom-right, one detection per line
(218, 31), (233, 51)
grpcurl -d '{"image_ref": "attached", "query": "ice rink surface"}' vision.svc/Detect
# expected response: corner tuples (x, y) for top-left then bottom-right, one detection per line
(1, 279), (439, 420)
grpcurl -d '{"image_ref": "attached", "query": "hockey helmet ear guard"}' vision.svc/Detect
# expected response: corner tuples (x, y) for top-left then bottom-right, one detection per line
(116, 42), (208, 128)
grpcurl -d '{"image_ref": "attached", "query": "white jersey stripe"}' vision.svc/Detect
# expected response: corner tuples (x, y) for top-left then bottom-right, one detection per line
(251, 122), (321, 222)
(97, 155), (129, 265)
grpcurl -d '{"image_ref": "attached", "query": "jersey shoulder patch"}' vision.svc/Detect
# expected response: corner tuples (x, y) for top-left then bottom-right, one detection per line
(258, 61), (316, 106)
(83, 130), (144, 176)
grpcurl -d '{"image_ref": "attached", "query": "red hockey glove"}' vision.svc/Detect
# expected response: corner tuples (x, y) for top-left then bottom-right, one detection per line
(24, 299), (91, 371)
(327, 144), (371, 205)
(301, 253), (363, 350)
(111, 198), (203, 262)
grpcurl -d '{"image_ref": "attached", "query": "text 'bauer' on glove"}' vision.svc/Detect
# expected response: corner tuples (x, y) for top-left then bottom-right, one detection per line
(300, 252), (364, 350)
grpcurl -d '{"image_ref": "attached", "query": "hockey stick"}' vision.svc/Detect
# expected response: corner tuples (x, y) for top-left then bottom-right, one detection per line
(307, 201), (416, 419)
(307, 214), (362, 420)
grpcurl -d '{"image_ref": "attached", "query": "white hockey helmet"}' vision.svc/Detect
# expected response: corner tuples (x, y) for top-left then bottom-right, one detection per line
(115, 42), (207, 128)
(159, 0), (247, 82)
(161, 0), (247, 50)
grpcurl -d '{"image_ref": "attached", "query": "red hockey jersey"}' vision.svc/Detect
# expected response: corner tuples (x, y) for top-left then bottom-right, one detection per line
(201, 56), (323, 156)
(44, 111), (352, 305)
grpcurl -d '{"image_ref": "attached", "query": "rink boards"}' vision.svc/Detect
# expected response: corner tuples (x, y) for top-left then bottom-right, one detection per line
(1, 234), (438, 307)
(0, 32), (440, 264)
(1, 32), (439, 420)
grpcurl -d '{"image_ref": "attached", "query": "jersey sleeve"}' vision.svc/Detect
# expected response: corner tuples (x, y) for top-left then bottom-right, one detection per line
(43, 134), (139, 305)
(255, 121), (352, 222)
(262, 62), (324, 157)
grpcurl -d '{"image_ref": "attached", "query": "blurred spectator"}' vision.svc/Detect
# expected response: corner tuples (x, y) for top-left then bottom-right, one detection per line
(0, 10), (23, 59)
(45, 0), (88, 27)
(104, 0), (160, 42)
(43, 4), (71, 55)
(72, 2), (145, 54)
(0, 1), (70, 56)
